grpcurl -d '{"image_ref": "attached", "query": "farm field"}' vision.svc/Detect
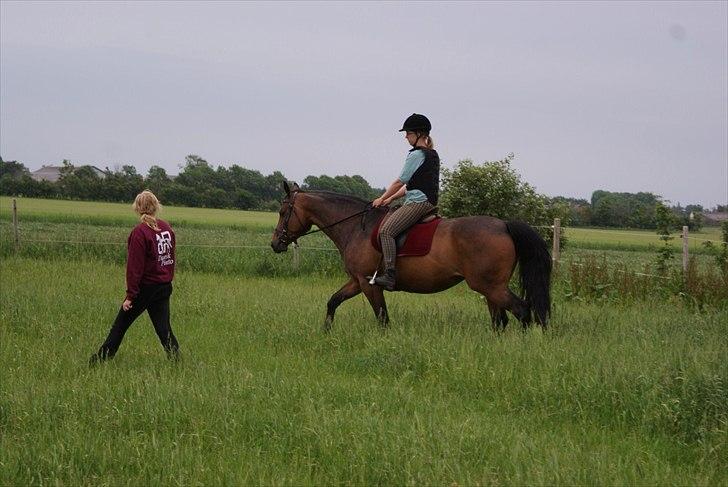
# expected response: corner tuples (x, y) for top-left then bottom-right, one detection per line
(1, 197), (726, 485)
(1, 257), (726, 485)
(0, 196), (276, 229)
(1, 196), (722, 253)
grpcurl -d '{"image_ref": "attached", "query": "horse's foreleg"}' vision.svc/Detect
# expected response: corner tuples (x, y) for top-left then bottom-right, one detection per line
(324, 278), (361, 332)
(359, 279), (389, 327)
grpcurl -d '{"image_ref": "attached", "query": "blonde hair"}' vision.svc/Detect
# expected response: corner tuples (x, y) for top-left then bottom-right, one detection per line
(418, 132), (435, 150)
(133, 190), (161, 231)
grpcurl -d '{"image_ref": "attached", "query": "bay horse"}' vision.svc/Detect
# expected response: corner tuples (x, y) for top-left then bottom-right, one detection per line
(271, 182), (552, 332)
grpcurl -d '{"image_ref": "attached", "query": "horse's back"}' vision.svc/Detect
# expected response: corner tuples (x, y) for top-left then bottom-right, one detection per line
(438, 215), (509, 236)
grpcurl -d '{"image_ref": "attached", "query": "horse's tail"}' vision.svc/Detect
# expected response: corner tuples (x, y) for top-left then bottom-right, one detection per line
(505, 221), (552, 326)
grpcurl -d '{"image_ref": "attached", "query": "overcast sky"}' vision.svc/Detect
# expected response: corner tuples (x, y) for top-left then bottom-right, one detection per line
(1, 1), (726, 207)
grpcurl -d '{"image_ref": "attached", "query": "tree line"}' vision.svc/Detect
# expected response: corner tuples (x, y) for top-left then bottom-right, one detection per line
(0, 155), (383, 212)
(1, 154), (718, 231)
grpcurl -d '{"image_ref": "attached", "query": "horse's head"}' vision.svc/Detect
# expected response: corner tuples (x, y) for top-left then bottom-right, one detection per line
(271, 181), (313, 253)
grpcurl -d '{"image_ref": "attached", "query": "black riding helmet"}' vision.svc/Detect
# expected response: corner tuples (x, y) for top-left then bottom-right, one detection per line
(399, 113), (431, 133)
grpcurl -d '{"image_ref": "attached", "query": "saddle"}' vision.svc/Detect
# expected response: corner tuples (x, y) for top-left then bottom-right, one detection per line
(370, 207), (443, 257)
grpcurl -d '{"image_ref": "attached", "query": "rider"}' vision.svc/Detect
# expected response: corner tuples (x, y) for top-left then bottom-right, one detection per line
(371, 113), (440, 290)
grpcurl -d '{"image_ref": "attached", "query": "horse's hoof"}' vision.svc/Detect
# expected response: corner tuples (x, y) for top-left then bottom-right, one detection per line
(322, 317), (333, 333)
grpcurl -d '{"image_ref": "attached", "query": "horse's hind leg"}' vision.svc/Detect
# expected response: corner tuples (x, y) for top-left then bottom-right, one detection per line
(467, 278), (531, 330)
(486, 299), (509, 332)
(324, 277), (361, 332)
(507, 290), (532, 329)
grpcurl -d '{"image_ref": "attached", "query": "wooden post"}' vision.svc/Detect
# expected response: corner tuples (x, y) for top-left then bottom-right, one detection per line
(292, 243), (300, 270)
(682, 225), (689, 273)
(552, 218), (560, 266)
(12, 198), (19, 252)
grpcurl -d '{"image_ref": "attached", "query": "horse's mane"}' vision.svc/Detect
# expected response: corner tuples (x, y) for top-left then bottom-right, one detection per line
(304, 190), (370, 206)
(302, 190), (386, 229)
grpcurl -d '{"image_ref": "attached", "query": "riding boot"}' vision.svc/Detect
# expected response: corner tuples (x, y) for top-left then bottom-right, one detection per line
(373, 268), (396, 291)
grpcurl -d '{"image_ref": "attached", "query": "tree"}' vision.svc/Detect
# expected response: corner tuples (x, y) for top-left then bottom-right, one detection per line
(439, 154), (568, 242)
(590, 190), (660, 228)
(303, 174), (380, 200)
(0, 158), (36, 196)
(145, 165), (171, 195)
(58, 162), (105, 200)
(672, 203), (704, 232)
(101, 165), (144, 202)
(0, 158), (29, 178)
(654, 202), (676, 273)
(550, 196), (592, 226)
(175, 155), (217, 189)
(264, 171), (288, 201)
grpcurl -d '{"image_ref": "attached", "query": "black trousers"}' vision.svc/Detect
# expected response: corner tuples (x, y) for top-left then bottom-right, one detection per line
(95, 282), (179, 360)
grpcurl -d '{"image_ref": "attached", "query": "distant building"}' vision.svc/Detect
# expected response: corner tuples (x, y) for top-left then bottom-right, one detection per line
(31, 165), (107, 183)
(704, 212), (728, 225)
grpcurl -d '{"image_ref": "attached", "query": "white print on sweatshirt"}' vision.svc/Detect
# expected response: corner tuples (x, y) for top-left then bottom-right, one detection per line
(156, 231), (174, 266)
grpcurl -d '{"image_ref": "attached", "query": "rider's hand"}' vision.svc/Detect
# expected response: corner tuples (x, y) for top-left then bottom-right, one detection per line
(122, 299), (133, 311)
(372, 197), (385, 208)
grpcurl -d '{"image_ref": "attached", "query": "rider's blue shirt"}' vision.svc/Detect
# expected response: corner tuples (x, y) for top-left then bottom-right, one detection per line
(398, 150), (428, 204)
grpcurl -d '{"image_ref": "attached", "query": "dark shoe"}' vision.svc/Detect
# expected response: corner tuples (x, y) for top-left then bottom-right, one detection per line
(88, 353), (101, 367)
(373, 269), (396, 291)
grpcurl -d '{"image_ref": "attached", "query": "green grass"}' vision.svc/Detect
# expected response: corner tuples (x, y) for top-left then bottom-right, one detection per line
(1, 257), (726, 485)
(566, 226), (722, 254)
(0, 196), (278, 229)
(3, 196), (723, 252)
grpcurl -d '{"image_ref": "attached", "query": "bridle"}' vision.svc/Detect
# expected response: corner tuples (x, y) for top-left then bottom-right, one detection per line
(277, 191), (303, 246)
(276, 191), (373, 246)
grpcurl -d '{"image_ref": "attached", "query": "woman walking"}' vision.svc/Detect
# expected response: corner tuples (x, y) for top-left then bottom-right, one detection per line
(371, 113), (440, 290)
(89, 190), (179, 364)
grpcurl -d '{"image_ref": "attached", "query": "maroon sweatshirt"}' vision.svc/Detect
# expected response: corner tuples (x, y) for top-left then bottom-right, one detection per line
(125, 219), (176, 300)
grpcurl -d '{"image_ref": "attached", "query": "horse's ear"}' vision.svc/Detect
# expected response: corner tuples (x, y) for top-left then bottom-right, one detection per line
(283, 181), (291, 196)
(292, 182), (300, 192)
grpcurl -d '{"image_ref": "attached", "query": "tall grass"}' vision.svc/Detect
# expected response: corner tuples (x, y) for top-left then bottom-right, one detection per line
(1, 257), (727, 485)
(3, 217), (724, 307)
(0, 220), (343, 277)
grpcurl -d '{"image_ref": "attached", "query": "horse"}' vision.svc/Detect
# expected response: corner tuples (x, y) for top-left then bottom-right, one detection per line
(270, 182), (552, 332)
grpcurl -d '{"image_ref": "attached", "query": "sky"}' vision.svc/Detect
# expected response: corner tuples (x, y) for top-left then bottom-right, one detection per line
(1, 1), (726, 208)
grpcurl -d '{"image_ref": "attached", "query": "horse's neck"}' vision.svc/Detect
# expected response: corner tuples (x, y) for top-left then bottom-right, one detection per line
(302, 194), (375, 250)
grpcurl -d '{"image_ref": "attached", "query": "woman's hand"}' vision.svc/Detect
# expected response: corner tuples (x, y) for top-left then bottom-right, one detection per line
(122, 299), (133, 311)
(372, 197), (385, 208)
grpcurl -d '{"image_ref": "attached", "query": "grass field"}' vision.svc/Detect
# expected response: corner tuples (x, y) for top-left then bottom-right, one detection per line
(1, 196), (722, 252)
(1, 258), (726, 485)
(565, 226), (722, 253)
(1, 197), (726, 485)
(0, 196), (276, 229)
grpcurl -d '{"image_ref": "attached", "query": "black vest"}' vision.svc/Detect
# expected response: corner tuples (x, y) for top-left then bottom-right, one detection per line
(407, 148), (440, 205)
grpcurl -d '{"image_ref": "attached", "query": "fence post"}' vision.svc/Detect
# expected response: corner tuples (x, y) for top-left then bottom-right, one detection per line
(292, 243), (300, 270)
(12, 198), (19, 252)
(552, 218), (560, 266)
(682, 225), (689, 273)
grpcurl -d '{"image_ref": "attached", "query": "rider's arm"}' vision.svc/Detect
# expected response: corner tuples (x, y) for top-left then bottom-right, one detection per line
(378, 179), (405, 201)
(373, 151), (425, 207)
(384, 185), (406, 205)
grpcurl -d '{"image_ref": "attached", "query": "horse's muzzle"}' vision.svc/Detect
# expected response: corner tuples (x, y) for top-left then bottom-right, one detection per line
(270, 239), (288, 253)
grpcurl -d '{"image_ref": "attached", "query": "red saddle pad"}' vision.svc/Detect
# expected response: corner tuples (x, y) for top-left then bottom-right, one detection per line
(370, 216), (443, 257)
